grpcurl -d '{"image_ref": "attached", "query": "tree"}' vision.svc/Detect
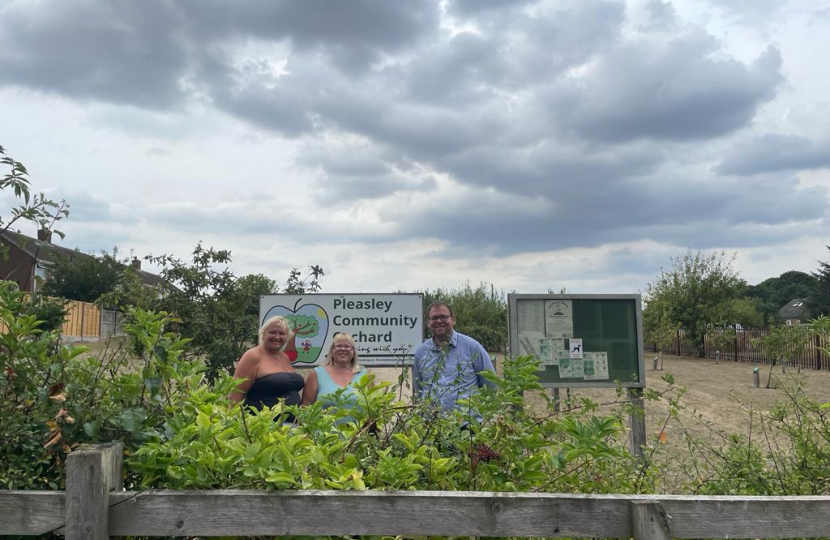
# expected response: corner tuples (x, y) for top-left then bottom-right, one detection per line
(41, 250), (125, 302)
(1, 144), (69, 262)
(1, 145), (69, 237)
(644, 250), (750, 357)
(812, 247), (830, 317)
(149, 243), (322, 380)
(643, 309), (680, 369)
(97, 266), (160, 310)
(753, 323), (811, 387)
(746, 270), (819, 324)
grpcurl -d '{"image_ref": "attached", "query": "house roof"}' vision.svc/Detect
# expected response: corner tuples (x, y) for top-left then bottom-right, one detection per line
(0, 230), (164, 288)
(778, 298), (810, 320)
(1, 230), (80, 264)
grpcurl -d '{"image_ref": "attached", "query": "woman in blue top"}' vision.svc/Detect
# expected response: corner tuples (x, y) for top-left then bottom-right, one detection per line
(301, 333), (368, 416)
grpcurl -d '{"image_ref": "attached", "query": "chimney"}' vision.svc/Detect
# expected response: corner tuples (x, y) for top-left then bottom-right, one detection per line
(131, 257), (142, 270)
(37, 228), (52, 243)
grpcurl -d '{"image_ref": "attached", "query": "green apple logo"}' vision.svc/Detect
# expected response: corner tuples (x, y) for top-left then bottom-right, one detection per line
(263, 298), (329, 364)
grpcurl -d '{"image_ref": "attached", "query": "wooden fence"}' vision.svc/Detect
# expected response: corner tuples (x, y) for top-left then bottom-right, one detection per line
(3, 443), (830, 539)
(648, 328), (828, 371)
(5, 293), (119, 338)
(60, 299), (101, 338)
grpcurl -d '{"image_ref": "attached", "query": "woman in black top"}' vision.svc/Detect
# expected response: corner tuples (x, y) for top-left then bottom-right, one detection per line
(230, 316), (304, 420)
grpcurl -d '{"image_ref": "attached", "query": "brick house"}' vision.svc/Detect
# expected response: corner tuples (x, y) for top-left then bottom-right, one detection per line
(0, 229), (163, 294)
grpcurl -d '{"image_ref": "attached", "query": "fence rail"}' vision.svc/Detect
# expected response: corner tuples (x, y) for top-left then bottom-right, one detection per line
(3, 443), (830, 539)
(648, 328), (828, 370)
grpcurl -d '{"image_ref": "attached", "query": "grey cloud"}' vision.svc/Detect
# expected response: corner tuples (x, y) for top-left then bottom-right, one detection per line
(715, 133), (830, 176)
(642, 1), (678, 31)
(190, 0), (439, 68)
(0, 1), (191, 107)
(401, 1), (625, 105)
(359, 166), (828, 257)
(548, 39), (783, 142)
(447, 0), (536, 16)
(441, 141), (661, 195)
(54, 192), (139, 225)
(0, 0), (439, 108)
(55, 225), (137, 254)
(144, 202), (304, 236)
(298, 137), (438, 202)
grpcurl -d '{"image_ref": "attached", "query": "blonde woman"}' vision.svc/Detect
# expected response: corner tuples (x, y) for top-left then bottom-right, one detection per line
(301, 333), (368, 411)
(231, 316), (304, 419)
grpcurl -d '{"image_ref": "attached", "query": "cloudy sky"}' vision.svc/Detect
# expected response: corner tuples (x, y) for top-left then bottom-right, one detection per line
(1, 0), (828, 295)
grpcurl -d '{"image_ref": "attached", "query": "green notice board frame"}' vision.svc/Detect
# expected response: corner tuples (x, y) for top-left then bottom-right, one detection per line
(508, 294), (645, 389)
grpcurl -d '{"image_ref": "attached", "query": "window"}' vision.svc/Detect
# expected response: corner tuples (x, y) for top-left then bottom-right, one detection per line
(32, 263), (48, 292)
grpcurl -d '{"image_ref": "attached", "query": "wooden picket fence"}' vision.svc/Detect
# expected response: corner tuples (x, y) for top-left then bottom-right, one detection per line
(648, 328), (828, 371)
(2, 443), (830, 539)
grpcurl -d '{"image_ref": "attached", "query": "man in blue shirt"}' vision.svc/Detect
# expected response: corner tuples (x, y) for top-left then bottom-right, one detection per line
(413, 301), (496, 412)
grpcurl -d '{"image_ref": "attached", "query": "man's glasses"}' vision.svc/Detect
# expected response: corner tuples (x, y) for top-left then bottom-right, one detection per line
(428, 315), (451, 322)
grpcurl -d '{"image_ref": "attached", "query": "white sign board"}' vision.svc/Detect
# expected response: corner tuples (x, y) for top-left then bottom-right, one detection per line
(260, 294), (423, 366)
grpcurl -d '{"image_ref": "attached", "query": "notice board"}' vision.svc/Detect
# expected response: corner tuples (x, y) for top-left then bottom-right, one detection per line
(508, 294), (644, 388)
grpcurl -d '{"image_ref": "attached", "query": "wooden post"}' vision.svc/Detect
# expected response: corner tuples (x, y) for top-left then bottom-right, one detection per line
(817, 335), (823, 371)
(65, 442), (124, 540)
(675, 329), (681, 355)
(631, 501), (671, 540)
(79, 303), (85, 340)
(627, 388), (646, 460)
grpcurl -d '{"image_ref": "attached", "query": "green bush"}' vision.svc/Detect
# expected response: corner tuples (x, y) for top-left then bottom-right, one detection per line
(128, 354), (644, 495)
(0, 281), (205, 489)
(17, 293), (68, 333)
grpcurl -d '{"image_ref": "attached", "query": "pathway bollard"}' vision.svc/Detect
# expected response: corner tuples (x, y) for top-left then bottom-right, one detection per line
(753, 366), (760, 388)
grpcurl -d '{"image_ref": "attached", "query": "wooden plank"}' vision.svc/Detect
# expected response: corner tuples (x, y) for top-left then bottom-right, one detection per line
(631, 501), (671, 540)
(65, 442), (123, 540)
(0, 491), (65, 535)
(108, 490), (632, 537)
(105, 491), (830, 538)
(662, 496), (830, 538)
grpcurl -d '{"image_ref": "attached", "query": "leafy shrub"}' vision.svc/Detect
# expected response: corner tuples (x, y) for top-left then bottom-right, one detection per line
(0, 281), (206, 489)
(16, 293), (68, 333)
(128, 354), (645, 495)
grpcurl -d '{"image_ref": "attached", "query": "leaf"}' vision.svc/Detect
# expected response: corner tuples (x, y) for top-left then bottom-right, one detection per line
(265, 472), (296, 485)
(195, 412), (211, 429)
(144, 376), (162, 395)
(44, 431), (62, 448)
(84, 421), (100, 438)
